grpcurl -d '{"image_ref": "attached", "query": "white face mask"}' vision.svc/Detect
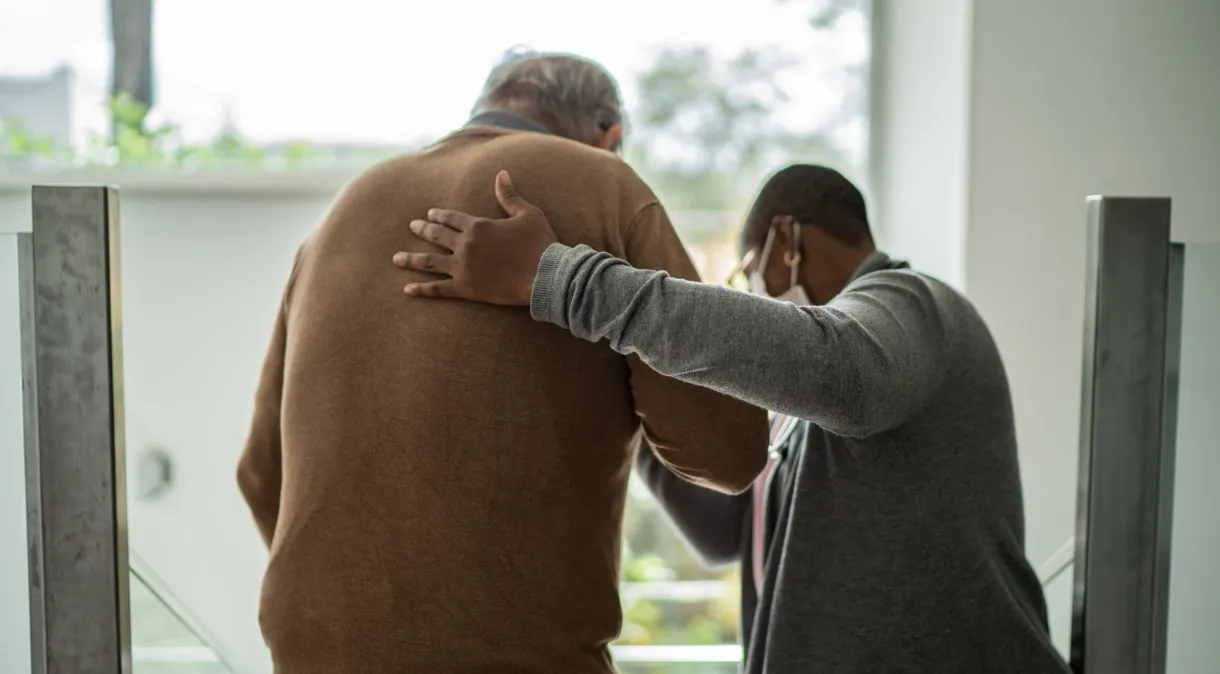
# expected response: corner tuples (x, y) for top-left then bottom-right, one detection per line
(748, 223), (812, 305)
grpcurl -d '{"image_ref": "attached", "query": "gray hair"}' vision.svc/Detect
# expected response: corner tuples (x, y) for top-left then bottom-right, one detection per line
(472, 49), (623, 143)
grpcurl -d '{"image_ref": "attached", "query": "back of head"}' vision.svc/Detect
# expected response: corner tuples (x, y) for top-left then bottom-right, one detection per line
(740, 163), (873, 255)
(472, 49), (623, 147)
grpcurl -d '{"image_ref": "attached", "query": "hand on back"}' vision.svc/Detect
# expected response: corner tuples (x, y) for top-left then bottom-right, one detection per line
(392, 171), (558, 306)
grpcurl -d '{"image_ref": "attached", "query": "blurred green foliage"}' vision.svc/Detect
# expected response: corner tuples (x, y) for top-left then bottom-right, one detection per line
(0, 93), (388, 171)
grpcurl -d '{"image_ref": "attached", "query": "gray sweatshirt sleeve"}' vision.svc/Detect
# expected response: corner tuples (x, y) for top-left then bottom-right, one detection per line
(531, 244), (948, 438)
(634, 444), (748, 567)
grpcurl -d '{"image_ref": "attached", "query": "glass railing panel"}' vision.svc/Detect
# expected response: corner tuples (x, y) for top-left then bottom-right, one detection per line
(0, 232), (31, 674)
(1042, 561), (1073, 659)
(1165, 242), (1220, 673)
(0, 231), (31, 672)
(130, 556), (234, 674)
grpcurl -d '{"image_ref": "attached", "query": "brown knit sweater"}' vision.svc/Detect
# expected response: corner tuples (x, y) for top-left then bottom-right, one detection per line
(236, 126), (769, 673)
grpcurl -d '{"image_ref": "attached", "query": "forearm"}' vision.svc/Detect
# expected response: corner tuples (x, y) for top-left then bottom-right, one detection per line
(635, 446), (747, 567)
(532, 244), (945, 437)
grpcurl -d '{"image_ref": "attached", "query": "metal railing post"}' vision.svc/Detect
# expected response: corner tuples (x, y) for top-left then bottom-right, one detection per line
(1072, 196), (1181, 674)
(21, 185), (131, 674)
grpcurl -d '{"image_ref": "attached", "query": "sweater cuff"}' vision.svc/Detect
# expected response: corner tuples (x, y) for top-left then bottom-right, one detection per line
(530, 243), (574, 327)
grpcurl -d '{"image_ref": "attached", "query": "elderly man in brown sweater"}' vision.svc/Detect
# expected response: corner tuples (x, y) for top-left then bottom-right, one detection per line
(236, 51), (768, 673)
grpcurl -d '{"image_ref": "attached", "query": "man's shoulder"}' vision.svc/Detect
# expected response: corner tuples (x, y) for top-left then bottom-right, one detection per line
(338, 130), (661, 231)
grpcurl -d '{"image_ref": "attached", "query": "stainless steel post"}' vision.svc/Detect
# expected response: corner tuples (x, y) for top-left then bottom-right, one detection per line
(21, 185), (131, 674)
(1072, 196), (1182, 674)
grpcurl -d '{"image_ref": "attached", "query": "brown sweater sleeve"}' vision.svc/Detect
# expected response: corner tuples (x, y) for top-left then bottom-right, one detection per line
(621, 203), (769, 494)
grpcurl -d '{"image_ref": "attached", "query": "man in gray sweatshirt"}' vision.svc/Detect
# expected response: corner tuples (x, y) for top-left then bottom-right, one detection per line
(391, 165), (1071, 673)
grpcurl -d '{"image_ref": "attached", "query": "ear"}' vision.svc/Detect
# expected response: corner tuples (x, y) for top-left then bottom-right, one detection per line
(596, 123), (623, 152)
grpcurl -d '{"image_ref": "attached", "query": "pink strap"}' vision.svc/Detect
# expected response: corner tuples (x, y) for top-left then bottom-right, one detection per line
(751, 415), (788, 594)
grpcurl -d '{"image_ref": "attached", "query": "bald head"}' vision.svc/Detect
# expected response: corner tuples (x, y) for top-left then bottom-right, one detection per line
(473, 50), (624, 148)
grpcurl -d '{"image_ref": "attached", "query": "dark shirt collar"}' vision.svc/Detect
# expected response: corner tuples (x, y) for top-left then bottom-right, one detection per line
(464, 110), (551, 135)
(848, 250), (910, 283)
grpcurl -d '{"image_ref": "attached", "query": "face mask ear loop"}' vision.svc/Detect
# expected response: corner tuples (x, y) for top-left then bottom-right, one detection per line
(785, 222), (802, 292)
(758, 226), (778, 277)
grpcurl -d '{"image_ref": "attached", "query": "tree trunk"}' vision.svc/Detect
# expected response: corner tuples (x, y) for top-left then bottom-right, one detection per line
(108, 0), (155, 132)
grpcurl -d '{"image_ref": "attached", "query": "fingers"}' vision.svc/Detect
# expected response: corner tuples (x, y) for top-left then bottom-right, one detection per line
(494, 170), (535, 218)
(408, 219), (459, 251)
(403, 280), (461, 299)
(426, 208), (480, 232)
(392, 251), (454, 275)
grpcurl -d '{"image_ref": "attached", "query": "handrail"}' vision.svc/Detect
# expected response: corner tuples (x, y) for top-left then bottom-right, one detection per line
(1038, 538), (1076, 586)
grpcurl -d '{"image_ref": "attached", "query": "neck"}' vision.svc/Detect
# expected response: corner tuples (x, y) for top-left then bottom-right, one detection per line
(805, 245), (875, 303)
(472, 105), (554, 134)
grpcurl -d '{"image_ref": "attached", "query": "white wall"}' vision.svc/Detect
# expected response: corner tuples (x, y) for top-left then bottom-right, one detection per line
(873, 0), (1220, 571)
(868, 0), (971, 290)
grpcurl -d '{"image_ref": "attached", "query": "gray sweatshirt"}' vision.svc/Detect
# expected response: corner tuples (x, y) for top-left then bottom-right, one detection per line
(531, 244), (1071, 674)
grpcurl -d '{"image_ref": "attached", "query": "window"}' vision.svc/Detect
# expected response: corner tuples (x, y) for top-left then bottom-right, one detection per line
(1, 0), (869, 669)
